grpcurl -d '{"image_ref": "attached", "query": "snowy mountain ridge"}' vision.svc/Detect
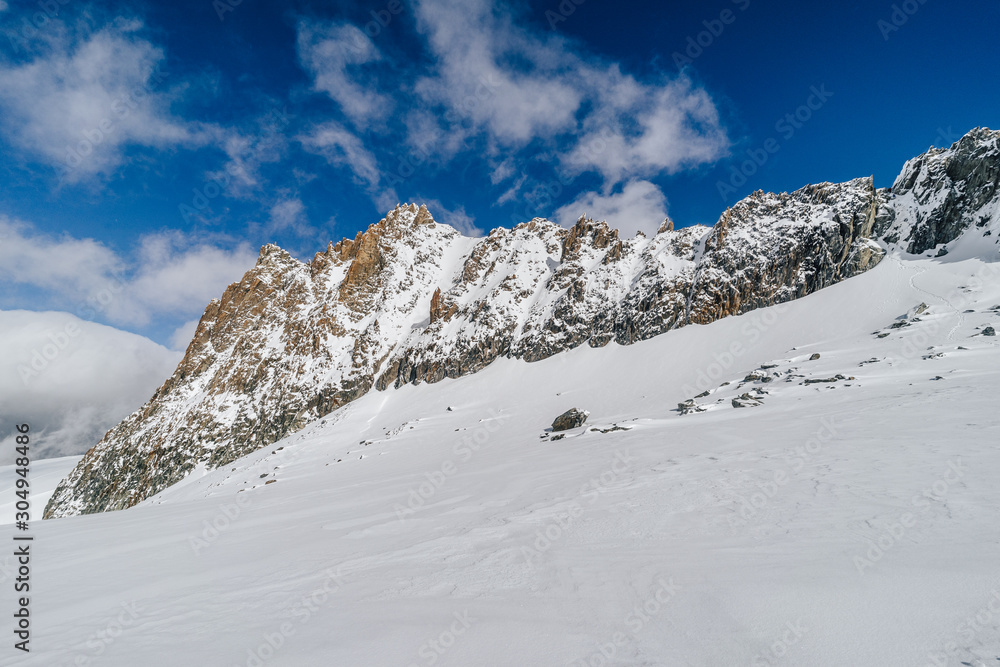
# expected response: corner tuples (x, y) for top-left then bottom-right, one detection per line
(44, 127), (1000, 518)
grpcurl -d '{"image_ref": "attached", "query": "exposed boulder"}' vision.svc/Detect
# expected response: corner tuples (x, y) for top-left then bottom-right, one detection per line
(552, 408), (590, 432)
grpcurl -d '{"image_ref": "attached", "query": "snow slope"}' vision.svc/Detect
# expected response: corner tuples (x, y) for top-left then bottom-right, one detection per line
(0, 455), (80, 525)
(6, 248), (1000, 666)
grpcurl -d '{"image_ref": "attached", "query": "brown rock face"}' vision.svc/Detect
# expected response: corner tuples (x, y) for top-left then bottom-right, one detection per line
(45, 129), (1000, 519)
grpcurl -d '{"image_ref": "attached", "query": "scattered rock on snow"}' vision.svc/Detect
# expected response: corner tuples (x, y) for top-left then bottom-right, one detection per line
(809, 353), (821, 361)
(732, 393), (763, 408)
(592, 425), (631, 433)
(552, 408), (589, 432)
(743, 369), (773, 383)
(983, 326), (996, 336)
(677, 399), (706, 415)
(804, 374), (847, 385)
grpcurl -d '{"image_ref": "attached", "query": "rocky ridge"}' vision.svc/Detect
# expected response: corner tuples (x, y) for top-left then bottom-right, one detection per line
(45, 128), (1000, 518)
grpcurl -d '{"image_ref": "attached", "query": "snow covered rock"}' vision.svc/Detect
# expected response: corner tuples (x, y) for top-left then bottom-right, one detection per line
(551, 408), (589, 432)
(44, 128), (1000, 518)
(732, 393), (763, 408)
(677, 399), (706, 415)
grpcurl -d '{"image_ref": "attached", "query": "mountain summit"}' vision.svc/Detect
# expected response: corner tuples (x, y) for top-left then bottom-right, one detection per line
(45, 128), (1000, 518)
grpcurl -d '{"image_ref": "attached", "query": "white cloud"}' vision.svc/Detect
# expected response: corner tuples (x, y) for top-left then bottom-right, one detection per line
(553, 180), (669, 238)
(116, 232), (257, 325)
(299, 120), (382, 189)
(411, 0), (581, 147)
(0, 1), (8, 12)
(0, 17), (214, 181)
(408, 0), (729, 183)
(294, 0), (730, 209)
(421, 199), (483, 237)
(0, 309), (181, 462)
(563, 80), (729, 183)
(0, 216), (125, 299)
(269, 197), (307, 232)
(0, 218), (256, 327)
(209, 109), (291, 196)
(169, 318), (201, 352)
(297, 22), (390, 128)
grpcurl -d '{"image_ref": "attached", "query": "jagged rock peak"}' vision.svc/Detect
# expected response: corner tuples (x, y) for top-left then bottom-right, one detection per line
(880, 127), (1000, 254)
(43, 127), (1000, 519)
(561, 215), (619, 261)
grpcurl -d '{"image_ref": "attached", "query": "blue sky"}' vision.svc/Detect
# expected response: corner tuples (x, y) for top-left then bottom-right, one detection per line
(0, 0), (998, 348)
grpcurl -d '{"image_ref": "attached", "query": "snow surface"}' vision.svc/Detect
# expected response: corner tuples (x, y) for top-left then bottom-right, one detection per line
(5, 251), (1000, 666)
(0, 455), (80, 525)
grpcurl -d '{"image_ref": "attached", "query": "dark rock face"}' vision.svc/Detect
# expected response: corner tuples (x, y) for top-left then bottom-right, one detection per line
(552, 408), (589, 432)
(45, 128), (1000, 519)
(879, 128), (1000, 254)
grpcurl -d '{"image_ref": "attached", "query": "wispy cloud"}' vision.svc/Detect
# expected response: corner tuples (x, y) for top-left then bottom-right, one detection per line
(0, 217), (256, 327)
(294, 0), (730, 213)
(297, 21), (391, 129)
(0, 17), (215, 182)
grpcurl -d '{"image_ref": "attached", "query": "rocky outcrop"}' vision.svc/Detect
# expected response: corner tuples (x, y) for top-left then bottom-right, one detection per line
(876, 127), (1000, 254)
(45, 128), (1000, 518)
(552, 408), (589, 432)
